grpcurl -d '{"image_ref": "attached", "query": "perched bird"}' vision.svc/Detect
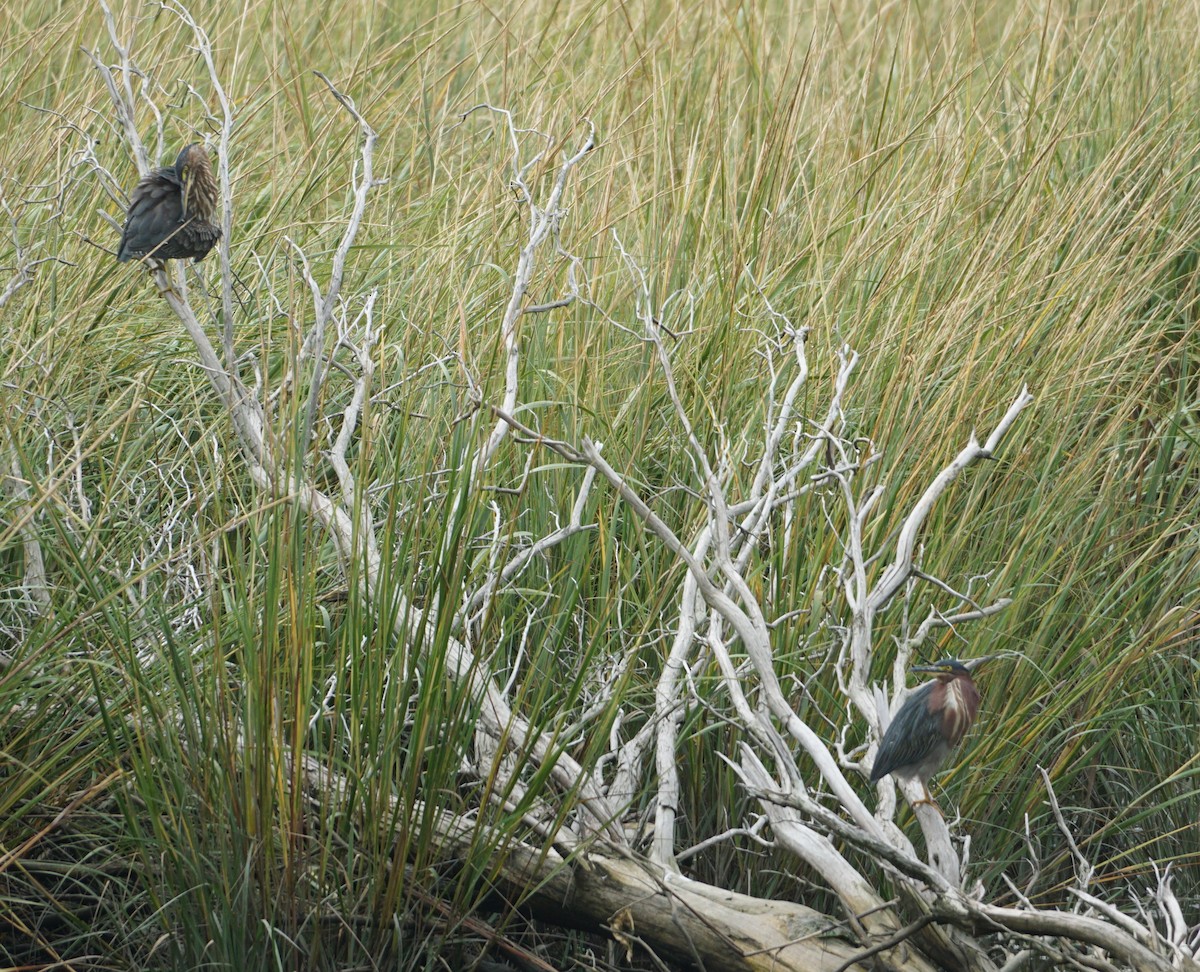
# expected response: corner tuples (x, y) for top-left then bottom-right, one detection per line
(117, 143), (221, 263)
(870, 656), (997, 807)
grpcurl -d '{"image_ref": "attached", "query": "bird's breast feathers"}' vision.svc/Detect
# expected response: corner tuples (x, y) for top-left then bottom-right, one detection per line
(942, 679), (979, 743)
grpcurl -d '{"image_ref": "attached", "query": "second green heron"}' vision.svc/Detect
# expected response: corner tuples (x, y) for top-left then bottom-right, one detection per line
(117, 143), (220, 264)
(870, 656), (997, 806)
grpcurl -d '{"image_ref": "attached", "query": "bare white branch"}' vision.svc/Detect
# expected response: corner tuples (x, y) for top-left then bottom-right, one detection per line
(161, 0), (238, 369)
(3, 440), (50, 614)
(459, 107), (595, 473)
(326, 292), (378, 534)
(91, 1), (150, 176)
(868, 386), (1034, 613)
(298, 72), (385, 454)
(752, 781), (1183, 972)
(1039, 766), (1095, 895)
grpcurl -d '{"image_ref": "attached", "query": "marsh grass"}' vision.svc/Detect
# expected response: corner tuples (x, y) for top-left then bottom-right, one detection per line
(2, 0), (1199, 967)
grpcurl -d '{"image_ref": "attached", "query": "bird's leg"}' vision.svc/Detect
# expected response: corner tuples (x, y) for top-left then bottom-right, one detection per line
(910, 784), (945, 817)
(153, 270), (176, 298)
(143, 258), (175, 297)
(149, 261), (186, 300)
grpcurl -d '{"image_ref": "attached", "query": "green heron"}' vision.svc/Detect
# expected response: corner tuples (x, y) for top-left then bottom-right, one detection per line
(117, 143), (220, 263)
(870, 656), (997, 806)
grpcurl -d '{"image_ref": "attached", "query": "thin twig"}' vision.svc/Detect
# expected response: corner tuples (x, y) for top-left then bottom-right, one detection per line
(830, 915), (935, 972)
(300, 72), (384, 456)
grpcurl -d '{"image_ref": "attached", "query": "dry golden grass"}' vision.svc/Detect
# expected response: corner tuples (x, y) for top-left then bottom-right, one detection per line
(1, 1), (1198, 967)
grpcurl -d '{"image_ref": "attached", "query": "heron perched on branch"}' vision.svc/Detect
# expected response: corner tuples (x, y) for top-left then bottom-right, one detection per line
(870, 656), (997, 807)
(117, 143), (221, 263)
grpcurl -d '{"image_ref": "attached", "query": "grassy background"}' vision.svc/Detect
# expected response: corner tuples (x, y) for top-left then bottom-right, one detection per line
(2, 0), (1199, 968)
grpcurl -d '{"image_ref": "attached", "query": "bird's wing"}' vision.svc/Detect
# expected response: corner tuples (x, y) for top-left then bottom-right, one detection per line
(117, 169), (185, 261)
(871, 682), (941, 780)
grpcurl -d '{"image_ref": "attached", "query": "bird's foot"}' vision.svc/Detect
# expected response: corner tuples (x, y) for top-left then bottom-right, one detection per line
(911, 788), (945, 817)
(147, 262), (180, 299)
